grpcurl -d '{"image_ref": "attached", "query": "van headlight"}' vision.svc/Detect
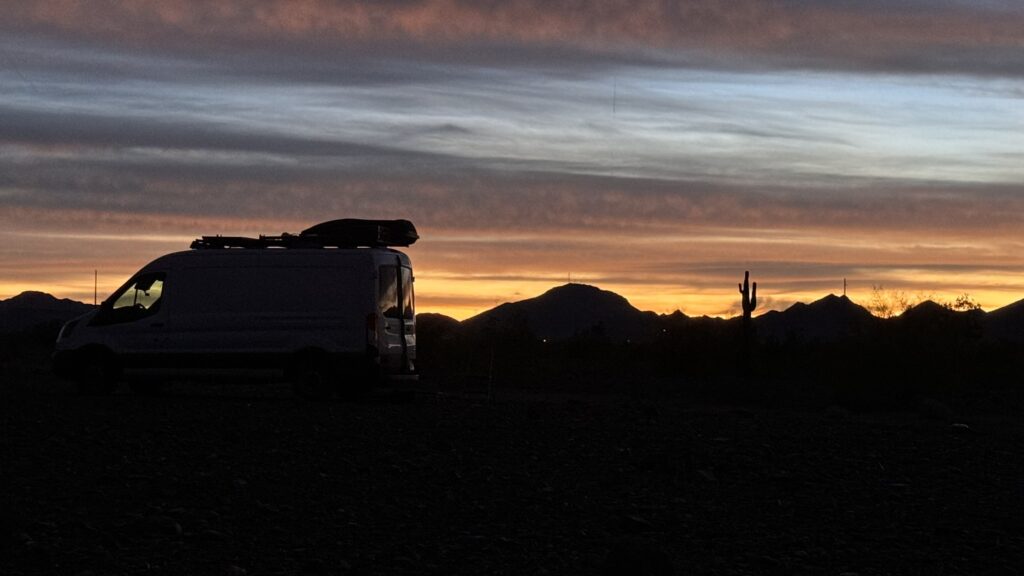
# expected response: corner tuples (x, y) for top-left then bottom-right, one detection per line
(57, 319), (80, 341)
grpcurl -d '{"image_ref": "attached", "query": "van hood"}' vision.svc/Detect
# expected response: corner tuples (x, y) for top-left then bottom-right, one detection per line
(55, 309), (99, 349)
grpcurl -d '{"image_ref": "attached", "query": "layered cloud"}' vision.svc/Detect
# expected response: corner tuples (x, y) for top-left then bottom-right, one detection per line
(5, 0), (1024, 77)
(4, 155), (1023, 316)
(2, 1), (1023, 316)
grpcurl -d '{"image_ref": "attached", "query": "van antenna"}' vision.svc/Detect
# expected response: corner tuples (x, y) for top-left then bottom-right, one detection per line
(94, 270), (97, 306)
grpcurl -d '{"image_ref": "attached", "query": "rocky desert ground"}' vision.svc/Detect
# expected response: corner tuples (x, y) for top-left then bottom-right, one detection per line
(4, 374), (1023, 576)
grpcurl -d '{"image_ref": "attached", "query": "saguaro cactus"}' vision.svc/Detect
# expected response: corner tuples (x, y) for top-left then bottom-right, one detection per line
(739, 271), (757, 320)
(738, 271), (757, 377)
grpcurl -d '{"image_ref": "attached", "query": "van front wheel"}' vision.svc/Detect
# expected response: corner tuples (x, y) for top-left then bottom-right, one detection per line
(76, 350), (120, 395)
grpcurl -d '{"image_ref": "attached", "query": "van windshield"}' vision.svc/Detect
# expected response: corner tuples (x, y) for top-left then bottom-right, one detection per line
(111, 274), (164, 311)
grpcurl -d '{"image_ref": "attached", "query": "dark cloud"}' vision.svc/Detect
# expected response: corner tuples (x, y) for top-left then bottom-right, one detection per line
(0, 105), (442, 159)
(4, 1), (1024, 77)
(0, 33), (641, 91)
(5, 140), (1023, 236)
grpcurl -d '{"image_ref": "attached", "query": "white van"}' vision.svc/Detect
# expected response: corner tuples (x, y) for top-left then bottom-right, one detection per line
(54, 219), (418, 397)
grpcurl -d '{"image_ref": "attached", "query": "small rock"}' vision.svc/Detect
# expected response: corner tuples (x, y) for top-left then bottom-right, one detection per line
(255, 501), (280, 515)
(619, 515), (654, 533)
(918, 398), (955, 421)
(300, 559), (327, 574)
(141, 515), (181, 537)
(825, 404), (850, 418)
(951, 423), (973, 434)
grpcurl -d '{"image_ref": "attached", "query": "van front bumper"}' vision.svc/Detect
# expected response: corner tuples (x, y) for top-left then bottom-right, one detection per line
(52, 350), (77, 380)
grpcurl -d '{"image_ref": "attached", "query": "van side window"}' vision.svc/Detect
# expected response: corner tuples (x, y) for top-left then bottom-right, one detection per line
(94, 272), (166, 325)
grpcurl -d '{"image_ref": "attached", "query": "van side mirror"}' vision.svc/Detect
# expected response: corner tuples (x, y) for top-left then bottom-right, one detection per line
(136, 276), (156, 292)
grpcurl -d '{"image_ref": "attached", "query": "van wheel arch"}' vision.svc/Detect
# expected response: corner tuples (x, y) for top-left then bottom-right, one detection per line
(289, 348), (334, 400)
(75, 345), (121, 395)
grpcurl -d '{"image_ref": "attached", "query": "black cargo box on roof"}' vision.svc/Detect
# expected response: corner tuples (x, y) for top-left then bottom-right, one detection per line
(190, 219), (418, 250)
(301, 219), (418, 247)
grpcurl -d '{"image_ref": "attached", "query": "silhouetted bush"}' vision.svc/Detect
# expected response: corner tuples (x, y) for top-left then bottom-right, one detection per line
(416, 307), (1023, 412)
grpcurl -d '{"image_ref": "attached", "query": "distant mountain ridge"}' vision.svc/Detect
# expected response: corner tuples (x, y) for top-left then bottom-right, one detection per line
(444, 285), (1024, 345)
(3, 288), (1022, 344)
(462, 283), (657, 341)
(969, 298), (1023, 344)
(461, 286), (888, 343)
(756, 294), (879, 344)
(0, 291), (95, 333)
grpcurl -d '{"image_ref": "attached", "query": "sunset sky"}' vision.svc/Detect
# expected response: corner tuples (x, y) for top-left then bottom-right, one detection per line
(2, 1), (1023, 319)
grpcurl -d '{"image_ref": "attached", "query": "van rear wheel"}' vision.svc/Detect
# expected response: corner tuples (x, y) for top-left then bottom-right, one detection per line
(336, 374), (372, 400)
(335, 363), (376, 400)
(291, 357), (334, 400)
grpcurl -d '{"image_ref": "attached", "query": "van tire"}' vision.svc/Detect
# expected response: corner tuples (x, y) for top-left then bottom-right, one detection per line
(76, 349), (120, 395)
(336, 364), (375, 400)
(291, 353), (334, 400)
(336, 376), (371, 401)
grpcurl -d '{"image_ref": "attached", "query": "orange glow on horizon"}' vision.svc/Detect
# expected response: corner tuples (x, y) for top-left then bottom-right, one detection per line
(414, 278), (1023, 321)
(2, 225), (1022, 321)
(5, 271), (1019, 322)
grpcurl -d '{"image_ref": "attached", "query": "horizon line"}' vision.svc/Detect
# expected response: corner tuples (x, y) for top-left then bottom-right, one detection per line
(5, 281), (1020, 323)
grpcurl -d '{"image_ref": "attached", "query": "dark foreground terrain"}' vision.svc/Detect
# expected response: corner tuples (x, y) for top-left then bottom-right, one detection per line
(3, 378), (1023, 576)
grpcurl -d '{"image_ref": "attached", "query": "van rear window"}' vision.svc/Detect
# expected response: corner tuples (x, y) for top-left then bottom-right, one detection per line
(379, 266), (398, 317)
(402, 268), (414, 319)
(379, 266), (413, 319)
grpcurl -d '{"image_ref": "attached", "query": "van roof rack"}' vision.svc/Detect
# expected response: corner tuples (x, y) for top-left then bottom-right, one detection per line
(190, 219), (418, 250)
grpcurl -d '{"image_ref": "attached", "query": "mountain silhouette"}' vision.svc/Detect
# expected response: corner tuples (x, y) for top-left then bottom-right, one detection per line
(899, 299), (956, 320)
(7, 288), (1023, 347)
(0, 291), (95, 333)
(415, 312), (462, 342)
(898, 299), (985, 326)
(754, 294), (877, 343)
(984, 298), (1024, 343)
(463, 283), (654, 341)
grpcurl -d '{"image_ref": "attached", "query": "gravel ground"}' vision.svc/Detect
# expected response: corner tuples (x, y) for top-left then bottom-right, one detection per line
(3, 379), (1023, 575)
